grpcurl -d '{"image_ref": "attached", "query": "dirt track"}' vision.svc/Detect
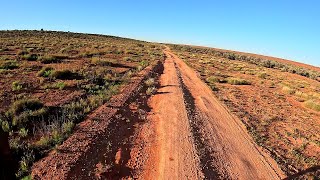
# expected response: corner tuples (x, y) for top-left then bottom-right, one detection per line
(142, 48), (286, 179)
(32, 47), (287, 179)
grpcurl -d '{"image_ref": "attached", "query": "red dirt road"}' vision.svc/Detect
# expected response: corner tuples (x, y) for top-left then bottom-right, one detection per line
(32, 47), (286, 179)
(145, 51), (203, 179)
(143, 48), (286, 179)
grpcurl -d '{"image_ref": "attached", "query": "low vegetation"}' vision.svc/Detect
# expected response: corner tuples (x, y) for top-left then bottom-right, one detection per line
(170, 44), (320, 178)
(0, 60), (19, 70)
(39, 54), (67, 64)
(6, 99), (47, 128)
(50, 69), (77, 80)
(21, 54), (38, 61)
(171, 45), (320, 81)
(226, 78), (251, 85)
(304, 100), (320, 111)
(37, 67), (54, 77)
(0, 30), (164, 178)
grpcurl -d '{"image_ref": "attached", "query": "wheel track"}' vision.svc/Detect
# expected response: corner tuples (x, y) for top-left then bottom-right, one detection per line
(168, 48), (285, 179)
(32, 47), (287, 179)
(175, 61), (229, 179)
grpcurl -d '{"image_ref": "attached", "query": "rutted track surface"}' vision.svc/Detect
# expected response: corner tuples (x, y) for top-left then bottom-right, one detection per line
(142, 48), (285, 179)
(32, 48), (286, 179)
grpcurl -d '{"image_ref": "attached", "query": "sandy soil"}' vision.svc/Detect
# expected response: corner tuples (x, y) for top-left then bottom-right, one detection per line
(144, 52), (203, 179)
(142, 48), (286, 179)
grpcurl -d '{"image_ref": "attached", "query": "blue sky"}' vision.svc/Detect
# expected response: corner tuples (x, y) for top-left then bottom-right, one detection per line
(1, 0), (319, 66)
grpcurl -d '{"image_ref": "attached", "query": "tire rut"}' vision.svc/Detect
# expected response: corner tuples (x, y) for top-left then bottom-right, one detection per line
(169, 47), (285, 179)
(174, 62), (229, 179)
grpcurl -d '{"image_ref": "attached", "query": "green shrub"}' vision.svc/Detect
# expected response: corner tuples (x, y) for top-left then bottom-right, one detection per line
(258, 72), (268, 79)
(91, 57), (113, 66)
(52, 130), (63, 144)
(145, 78), (155, 87)
(44, 81), (67, 90)
(39, 55), (67, 64)
(35, 136), (50, 149)
(50, 70), (75, 80)
(62, 121), (75, 135)
(18, 128), (28, 137)
(146, 86), (156, 95)
(16, 151), (35, 178)
(37, 67), (53, 77)
(9, 99), (43, 116)
(139, 60), (149, 67)
(21, 175), (32, 180)
(22, 54), (38, 61)
(0, 60), (19, 70)
(53, 82), (66, 90)
(7, 99), (47, 127)
(282, 86), (295, 95)
(304, 100), (320, 111)
(12, 81), (23, 91)
(294, 91), (309, 99)
(1, 120), (10, 132)
(206, 76), (220, 84)
(227, 78), (251, 85)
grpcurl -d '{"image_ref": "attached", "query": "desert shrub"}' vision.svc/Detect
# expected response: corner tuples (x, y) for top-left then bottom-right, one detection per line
(21, 175), (32, 180)
(7, 99), (47, 127)
(8, 99), (43, 116)
(52, 82), (66, 90)
(37, 67), (53, 77)
(261, 60), (276, 68)
(145, 78), (155, 87)
(12, 81), (23, 91)
(146, 86), (156, 95)
(22, 54), (38, 61)
(16, 151), (35, 178)
(139, 60), (149, 67)
(18, 128), (28, 138)
(1, 120), (10, 132)
(44, 81), (67, 90)
(123, 57), (131, 61)
(282, 86), (295, 95)
(34, 120), (75, 150)
(79, 49), (105, 58)
(50, 70), (78, 80)
(91, 57), (114, 66)
(62, 121), (75, 135)
(17, 50), (28, 56)
(0, 60), (19, 70)
(227, 78), (251, 85)
(137, 43), (144, 47)
(125, 49), (139, 55)
(39, 54), (67, 64)
(35, 136), (50, 149)
(258, 72), (268, 79)
(294, 91), (309, 100)
(206, 76), (220, 84)
(304, 100), (320, 111)
(227, 53), (236, 60)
